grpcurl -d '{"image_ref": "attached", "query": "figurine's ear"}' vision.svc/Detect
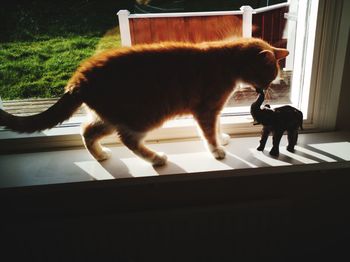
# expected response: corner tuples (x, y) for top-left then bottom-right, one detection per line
(273, 47), (289, 60)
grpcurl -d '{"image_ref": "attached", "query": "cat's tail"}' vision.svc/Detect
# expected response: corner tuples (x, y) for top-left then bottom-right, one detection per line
(0, 92), (82, 133)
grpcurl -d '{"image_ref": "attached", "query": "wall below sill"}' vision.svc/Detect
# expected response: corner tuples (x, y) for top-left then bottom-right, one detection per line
(0, 131), (349, 189)
(0, 131), (350, 261)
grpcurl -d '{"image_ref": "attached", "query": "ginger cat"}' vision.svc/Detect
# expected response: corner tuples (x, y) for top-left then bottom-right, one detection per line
(0, 38), (288, 166)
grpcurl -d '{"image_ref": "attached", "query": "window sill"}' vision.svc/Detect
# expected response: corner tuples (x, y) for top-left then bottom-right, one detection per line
(0, 110), (316, 154)
(0, 131), (349, 189)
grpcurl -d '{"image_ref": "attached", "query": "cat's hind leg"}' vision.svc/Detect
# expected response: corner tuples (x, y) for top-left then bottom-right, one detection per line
(117, 125), (167, 166)
(220, 133), (230, 146)
(81, 120), (115, 161)
(217, 118), (230, 146)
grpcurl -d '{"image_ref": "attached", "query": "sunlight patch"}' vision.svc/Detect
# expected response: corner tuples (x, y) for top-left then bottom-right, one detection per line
(309, 142), (350, 161)
(294, 145), (337, 162)
(226, 151), (258, 168)
(169, 152), (232, 173)
(279, 148), (318, 164)
(120, 157), (159, 177)
(75, 161), (115, 180)
(249, 148), (292, 167)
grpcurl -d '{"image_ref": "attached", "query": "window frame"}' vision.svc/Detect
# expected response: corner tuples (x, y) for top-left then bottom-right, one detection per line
(0, 0), (348, 153)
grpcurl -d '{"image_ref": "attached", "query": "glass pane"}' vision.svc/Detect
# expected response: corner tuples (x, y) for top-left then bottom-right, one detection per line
(128, 0), (295, 116)
(225, 1), (293, 113)
(0, 1), (131, 119)
(1, 0), (314, 125)
(225, 0), (319, 119)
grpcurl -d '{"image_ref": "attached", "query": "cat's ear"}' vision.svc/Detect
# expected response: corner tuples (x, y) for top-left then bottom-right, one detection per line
(259, 50), (275, 63)
(273, 47), (289, 60)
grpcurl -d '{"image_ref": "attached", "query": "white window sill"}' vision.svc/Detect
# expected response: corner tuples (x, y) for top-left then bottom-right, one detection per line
(0, 131), (349, 189)
(0, 109), (315, 154)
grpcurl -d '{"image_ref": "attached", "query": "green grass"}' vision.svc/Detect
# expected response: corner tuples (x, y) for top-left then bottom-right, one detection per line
(0, 0), (286, 100)
(0, 0), (127, 100)
(0, 37), (101, 99)
(0, 33), (121, 99)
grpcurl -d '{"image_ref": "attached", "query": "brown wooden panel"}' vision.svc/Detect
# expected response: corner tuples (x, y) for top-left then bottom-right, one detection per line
(272, 9), (280, 44)
(163, 17), (182, 42)
(252, 7), (288, 46)
(252, 13), (263, 39)
(201, 16), (224, 41)
(251, 7), (288, 68)
(171, 17), (188, 42)
(184, 15), (243, 43)
(150, 18), (170, 43)
(185, 16), (203, 43)
(201, 16), (216, 41)
(129, 19), (135, 44)
(202, 15), (243, 41)
(265, 11), (274, 43)
(130, 6), (287, 46)
(130, 18), (153, 45)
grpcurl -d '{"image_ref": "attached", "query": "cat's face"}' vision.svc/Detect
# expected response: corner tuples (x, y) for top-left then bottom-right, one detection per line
(243, 46), (289, 90)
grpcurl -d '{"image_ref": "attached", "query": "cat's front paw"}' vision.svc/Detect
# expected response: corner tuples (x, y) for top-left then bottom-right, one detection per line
(152, 152), (168, 167)
(95, 147), (112, 161)
(220, 133), (230, 146)
(212, 146), (226, 160)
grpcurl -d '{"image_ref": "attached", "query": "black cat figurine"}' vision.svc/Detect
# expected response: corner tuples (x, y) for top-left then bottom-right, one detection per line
(250, 88), (303, 156)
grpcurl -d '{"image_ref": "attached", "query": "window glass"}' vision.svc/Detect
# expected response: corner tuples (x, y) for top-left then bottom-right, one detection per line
(0, 0), (315, 128)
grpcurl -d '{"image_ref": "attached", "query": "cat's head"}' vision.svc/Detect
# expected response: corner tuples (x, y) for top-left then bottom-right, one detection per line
(241, 39), (289, 90)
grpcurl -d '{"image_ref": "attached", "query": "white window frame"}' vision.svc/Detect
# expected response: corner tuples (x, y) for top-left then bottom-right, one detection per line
(0, 0), (348, 153)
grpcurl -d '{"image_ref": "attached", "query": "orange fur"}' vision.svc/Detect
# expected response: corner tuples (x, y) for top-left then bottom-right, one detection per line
(0, 38), (288, 165)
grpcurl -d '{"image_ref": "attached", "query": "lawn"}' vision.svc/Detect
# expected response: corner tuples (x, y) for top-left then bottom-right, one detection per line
(0, 0), (286, 100)
(0, 0), (131, 100)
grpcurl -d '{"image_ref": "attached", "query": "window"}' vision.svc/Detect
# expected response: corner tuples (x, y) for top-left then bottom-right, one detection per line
(0, 0), (348, 152)
(119, 1), (292, 115)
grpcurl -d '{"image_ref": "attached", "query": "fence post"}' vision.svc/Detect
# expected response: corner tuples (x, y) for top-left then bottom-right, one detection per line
(240, 6), (253, 38)
(117, 10), (132, 47)
(284, 0), (297, 71)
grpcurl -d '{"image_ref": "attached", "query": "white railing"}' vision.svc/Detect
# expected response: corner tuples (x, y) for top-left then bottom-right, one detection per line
(117, 3), (289, 47)
(117, 10), (132, 47)
(240, 6), (253, 38)
(254, 2), (290, 13)
(127, 9), (243, 19)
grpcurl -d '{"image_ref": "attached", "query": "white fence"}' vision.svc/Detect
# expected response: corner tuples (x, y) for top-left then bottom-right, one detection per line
(118, 2), (289, 45)
(117, 2), (294, 70)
